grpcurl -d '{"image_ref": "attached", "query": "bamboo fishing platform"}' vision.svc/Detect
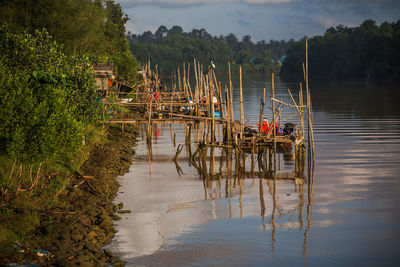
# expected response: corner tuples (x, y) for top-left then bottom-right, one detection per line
(102, 45), (315, 160)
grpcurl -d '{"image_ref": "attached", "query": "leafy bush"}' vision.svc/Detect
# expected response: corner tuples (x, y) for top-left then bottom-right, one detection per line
(0, 25), (101, 163)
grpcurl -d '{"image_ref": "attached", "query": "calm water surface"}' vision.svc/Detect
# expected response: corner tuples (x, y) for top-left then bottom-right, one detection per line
(108, 76), (400, 266)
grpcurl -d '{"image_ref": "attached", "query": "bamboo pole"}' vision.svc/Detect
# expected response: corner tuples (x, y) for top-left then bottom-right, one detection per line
(225, 85), (231, 144)
(211, 82), (215, 143)
(183, 62), (186, 93)
(218, 81), (224, 119)
(259, 88), (266, 134)
(194, 60), (200, 117)
(299, 83), (305, 139)
(205, 74), (210, 118)
(272, 73), (277, 162)
(228, 62), (234, 121)
(147, 99), (153, 146)
(308, 87), (315, 162)
(178, 67), (182, 92)
(187, 62), (191, 93)
(239, 66), (244, 138)
(304, 38), (315, 160)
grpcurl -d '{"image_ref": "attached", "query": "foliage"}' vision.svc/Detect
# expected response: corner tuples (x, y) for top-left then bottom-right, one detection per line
(0, 0), (139, 84)
(128, 26), (294, 74)
(0, 0), (105, 56)
(281, 19), (400, 81)
(0, 27), (86, 163)
(0, 1), (138, 259)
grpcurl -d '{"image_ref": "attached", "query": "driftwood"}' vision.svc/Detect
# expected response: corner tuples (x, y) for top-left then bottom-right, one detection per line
(57, 162), (96, 193)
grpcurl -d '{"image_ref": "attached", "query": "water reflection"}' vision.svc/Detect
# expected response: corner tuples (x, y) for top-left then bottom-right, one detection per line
(109, 121), (317, 265)
(110, 77), (400, 266)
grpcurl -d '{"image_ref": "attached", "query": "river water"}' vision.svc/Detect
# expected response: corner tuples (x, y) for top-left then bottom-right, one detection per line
(108, 75), (400, 266)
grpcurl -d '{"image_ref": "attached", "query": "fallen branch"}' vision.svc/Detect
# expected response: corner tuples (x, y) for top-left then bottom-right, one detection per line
(57, 162), (96, 193)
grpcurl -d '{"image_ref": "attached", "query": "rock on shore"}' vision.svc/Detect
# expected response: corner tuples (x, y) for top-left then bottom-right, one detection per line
(32, 126), (137, 266)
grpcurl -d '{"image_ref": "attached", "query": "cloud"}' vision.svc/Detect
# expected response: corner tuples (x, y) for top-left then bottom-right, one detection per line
(312, 16), (340, 28)
(313, 15), (359, 29)
(118, 0), (293, 8)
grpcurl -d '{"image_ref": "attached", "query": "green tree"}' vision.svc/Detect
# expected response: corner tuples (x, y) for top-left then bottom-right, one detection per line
(281, 19), (400, 80)
(0, 25), (87, 163)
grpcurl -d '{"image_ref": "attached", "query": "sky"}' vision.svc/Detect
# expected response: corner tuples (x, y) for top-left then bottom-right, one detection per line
(116, 0), (400, 41)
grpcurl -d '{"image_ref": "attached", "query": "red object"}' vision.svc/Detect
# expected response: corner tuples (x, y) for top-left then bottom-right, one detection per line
(155, 91), (159, 101)
(257, 121), (269, 133)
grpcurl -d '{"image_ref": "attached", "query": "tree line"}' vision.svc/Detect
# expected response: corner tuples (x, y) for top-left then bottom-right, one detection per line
(281, 19), (400, 81)
(128, 25), (294, 74)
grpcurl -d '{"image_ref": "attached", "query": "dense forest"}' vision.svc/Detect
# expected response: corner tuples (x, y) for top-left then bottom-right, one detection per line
(0, 0), (139, 83)
(128, 26), (294, 74)
(130, 19), (400, 81)
(281, 19), (400, 81)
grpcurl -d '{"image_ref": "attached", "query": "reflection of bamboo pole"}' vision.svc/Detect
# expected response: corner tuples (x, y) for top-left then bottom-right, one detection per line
(226, 149), (232, 219)
(303, 156), (315, 260)
(225, 148), (233, 218)
(259, 174), (266, 222)
(271, 176), (277, 252)
(147, 129), (152, 180)
(239, 177), (243, 218)
(298, 182), (305, 229)
(210, 146), (215, 175)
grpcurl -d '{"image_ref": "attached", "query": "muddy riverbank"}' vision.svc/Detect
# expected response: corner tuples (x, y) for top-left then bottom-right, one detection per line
(1, 125), (138, 266)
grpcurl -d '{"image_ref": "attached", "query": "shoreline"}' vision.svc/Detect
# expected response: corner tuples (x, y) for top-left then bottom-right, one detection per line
(1, 125), (138, 266)
(48, 125), (138, 266)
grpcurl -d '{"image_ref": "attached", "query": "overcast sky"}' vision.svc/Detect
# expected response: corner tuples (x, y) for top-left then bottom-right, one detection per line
(116, 0), (400, 41)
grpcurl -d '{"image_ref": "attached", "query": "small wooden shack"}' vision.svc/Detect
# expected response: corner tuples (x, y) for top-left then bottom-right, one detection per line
(93, 63), (114, 95)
